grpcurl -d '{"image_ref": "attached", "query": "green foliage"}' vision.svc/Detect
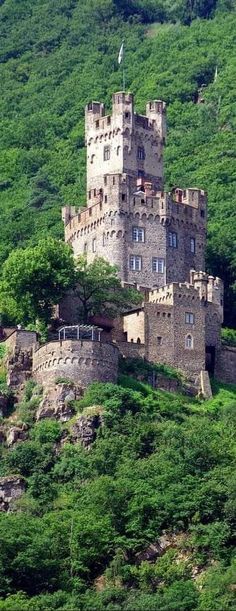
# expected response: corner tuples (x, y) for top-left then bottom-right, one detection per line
(0, 377), (235, 607)
(119, 356), (182, 380)
(0, 238), (76, 325)
(221, 326), (236, 346)
(75, 256), (142, 323)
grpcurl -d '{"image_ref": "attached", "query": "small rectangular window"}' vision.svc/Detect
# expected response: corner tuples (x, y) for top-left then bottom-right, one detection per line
(157, 336), (162, 345)
(200, 210), (205, 218)
(169, 232), (178, 248)
(92, 238), (96, 253)
(89, 191), (91, 200)
(104, 176), (107, 186)
(137, 146), (145, 160)
(130, 255), (142, 271)
(152, 257), (165, 273)
(132, 227), (145, 243)
(185, 312), (194, 324)
(190, 237), (196, 253)
(104, 146), (110, 161)
(104, 195), (107, 203)
(84, 243), (87, 253)
(122, 193), (126, 202)
(96, 120), (99, 128)
(107, 116), (111, 125)
(94, 189), (96, 196)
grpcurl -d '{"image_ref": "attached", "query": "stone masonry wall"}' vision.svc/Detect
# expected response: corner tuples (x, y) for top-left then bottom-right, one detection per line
(215, 346), (236, 384)
(33, 339), (119, 387)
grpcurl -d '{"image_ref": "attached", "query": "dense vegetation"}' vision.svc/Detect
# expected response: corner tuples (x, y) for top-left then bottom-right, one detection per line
(0, 0), (236, 325)
(0, 374), (235, 610)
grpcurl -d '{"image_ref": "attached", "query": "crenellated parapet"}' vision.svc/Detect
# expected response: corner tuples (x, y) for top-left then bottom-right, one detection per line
(33, 339), (119, 387)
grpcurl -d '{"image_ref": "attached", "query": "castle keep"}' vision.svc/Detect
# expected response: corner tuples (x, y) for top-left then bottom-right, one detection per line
(61, 91), (224, 389)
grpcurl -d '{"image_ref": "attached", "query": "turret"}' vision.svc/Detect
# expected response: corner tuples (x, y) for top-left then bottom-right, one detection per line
(146, 100), (167, 142)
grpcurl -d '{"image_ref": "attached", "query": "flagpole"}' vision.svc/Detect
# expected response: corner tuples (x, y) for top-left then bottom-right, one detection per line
(118, 40), (125, 92)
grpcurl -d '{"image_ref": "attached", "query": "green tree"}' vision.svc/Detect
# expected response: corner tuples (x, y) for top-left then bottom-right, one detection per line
(0, 238), (76, 326)
(75, 256), (142, 323)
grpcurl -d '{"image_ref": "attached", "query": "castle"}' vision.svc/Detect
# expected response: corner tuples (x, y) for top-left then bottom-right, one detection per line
(60, 91), (225, 390)
(3, 92), (234, 397)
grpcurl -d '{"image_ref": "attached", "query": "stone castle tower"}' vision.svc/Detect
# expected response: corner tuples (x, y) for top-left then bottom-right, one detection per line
(62, 92), (206, 289)
(62, 92), (224, 383)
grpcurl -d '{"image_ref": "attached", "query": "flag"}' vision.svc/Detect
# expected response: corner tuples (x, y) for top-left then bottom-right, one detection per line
(118, 42), (124, 65)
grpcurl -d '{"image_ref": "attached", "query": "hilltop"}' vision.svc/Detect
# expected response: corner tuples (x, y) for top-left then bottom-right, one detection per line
(0, 0), (236, 325)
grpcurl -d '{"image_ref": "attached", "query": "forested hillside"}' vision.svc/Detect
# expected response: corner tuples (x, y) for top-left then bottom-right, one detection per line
(0, 373), (236, 610)
(0, 0), (236, 324)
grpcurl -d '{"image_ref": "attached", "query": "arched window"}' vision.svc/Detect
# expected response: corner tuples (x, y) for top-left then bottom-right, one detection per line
(117, 146), (121, 156)
(185, 334), (193, 349)
(137, 337), (141, 344)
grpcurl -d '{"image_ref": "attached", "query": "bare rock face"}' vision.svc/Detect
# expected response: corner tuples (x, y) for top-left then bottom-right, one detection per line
(135, 532), (177, 563)
(0, 427), (6, 444)
(71, 411), (103, 449)
(0, 393), (9, 418)
(6, 424), (28, 447)
(7, 348), (33, 388)
(36, 383), (83, 422)
(0, 476), (25, 512)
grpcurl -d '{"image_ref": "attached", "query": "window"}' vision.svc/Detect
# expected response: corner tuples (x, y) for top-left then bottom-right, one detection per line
(102, 233), (106, 246)
(125, 111), (130, 120)
(117, 146), (121, 156)
(92, 238), (96, 253)
(132, 227), (145, 242)
(200, 209), (205, 218)
(138, 169), (144, 178)
(107, 116), (111, 125)
(185, 312), (194, 324)
(152, 257), (165, 273)
(84, 243), (87, 253)
(89, 191), (91, 200)
(130, 255), (142, 271)
(104, 176), (107, 186)
(190, 237), (196, 253)
(185, 334), (193, 349)
(113, 176), (116, 185)
(169, 232), (178, 248)
(137, 146), (145, 160)
(157, 336), (162, 345)
(104, 146), (110, 161)
(94, 189), (96, 196)
(104, 195), (107, 203)
(96, 120), (99, 128)
(122, 193), (126, 202)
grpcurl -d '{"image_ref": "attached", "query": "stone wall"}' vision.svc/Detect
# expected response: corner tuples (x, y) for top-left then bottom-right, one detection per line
(123, 310), (145, 343)
(215, 346), (236, 384)
(33, 339), (119, 387)
(116, 341), (145, 360)
(5, 330), (37, 353)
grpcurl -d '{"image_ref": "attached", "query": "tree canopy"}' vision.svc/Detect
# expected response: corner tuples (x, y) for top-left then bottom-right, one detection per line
(0, 238), (76, 325)
(75, 256), (142, 323)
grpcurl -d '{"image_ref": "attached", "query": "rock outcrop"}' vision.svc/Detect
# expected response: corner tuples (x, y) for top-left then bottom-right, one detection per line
(135, 532), (178, 563)
(71, 410), (103, 448)
(6, 424), (28, 447)
(36, 382), (83, 422)
(0, 476), (25, 512)
(0, 393), (10, 418)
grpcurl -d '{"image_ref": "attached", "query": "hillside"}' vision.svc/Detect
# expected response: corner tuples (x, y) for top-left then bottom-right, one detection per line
(0, 0), (236, 325)
(0, 371), (235, 610)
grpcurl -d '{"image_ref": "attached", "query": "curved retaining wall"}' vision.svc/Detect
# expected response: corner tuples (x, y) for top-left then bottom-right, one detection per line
(33, 340), (119, 387)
